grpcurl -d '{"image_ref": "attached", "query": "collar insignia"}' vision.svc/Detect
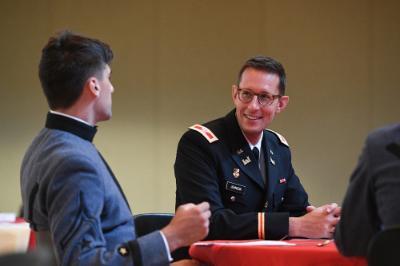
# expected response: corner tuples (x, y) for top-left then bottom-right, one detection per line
(242, 156), (251, 165)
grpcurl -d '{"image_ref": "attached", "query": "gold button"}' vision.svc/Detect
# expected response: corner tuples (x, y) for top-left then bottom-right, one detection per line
(264, 201), (268, 208)
(118, 246), (129, 256)
(230, 196), (236, 202)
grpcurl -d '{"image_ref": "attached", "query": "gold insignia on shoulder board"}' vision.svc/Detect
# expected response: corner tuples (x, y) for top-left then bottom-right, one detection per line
(236, 149), (244, 155)
(266, 129), (289, 147)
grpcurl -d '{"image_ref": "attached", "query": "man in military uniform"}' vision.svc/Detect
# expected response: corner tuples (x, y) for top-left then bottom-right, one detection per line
(174, 56), (340, 240)
(20, 31), (210, 265)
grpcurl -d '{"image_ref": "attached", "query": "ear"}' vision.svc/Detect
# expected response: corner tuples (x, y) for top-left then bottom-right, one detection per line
(276, 96), (289, 113)
(232, 84), (238, 102)
(86, 77), (100, 97)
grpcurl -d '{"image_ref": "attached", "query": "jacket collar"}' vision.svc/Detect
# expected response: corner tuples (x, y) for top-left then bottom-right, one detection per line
(45, 112), (97, 142)
(223, 109), (265, 189)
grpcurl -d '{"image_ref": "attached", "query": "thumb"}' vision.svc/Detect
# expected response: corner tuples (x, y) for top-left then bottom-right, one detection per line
(326, 203), (338, 214)
(306, 205), (316, 212)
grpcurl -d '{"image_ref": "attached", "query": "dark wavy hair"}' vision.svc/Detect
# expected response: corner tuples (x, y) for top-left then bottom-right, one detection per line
(39, 30), (113, 109)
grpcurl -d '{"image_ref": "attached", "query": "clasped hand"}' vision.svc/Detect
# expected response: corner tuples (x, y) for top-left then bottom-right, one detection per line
(289, 203), (341, 239)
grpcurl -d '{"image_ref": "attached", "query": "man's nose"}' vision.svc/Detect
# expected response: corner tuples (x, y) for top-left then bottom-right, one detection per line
(248, 95), (260, 109)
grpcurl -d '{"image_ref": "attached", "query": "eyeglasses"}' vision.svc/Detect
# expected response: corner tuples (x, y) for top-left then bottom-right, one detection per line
(236, 88), (281, 106)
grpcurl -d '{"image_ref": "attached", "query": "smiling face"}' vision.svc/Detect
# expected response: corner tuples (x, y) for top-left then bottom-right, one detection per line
(232, 67), (289, 144)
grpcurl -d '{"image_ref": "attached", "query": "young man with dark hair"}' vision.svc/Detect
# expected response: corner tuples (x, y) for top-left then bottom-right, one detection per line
(21, 31), (210, 266)
(175, 56), (340, 241)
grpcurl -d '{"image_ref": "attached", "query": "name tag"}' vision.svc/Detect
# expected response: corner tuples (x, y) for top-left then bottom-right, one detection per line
(225, 181), (246, 195)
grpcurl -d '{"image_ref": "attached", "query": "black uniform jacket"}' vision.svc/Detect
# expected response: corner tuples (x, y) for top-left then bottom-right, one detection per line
(175, 110), (309, 240)
(335, 124), (400, 257)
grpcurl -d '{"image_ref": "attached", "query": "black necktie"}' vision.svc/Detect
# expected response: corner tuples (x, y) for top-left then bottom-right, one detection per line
(252, 147), (260, 164)
(253, 147), (267, 184)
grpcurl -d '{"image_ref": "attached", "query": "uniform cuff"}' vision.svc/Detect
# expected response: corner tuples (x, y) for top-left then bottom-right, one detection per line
(257, 212), (265, 239)
(159, 230), (173, 262)
(258, 212), (289, 239)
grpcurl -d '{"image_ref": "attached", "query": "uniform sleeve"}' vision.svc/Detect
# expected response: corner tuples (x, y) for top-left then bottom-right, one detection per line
(175, 131), (287, 240)
(46, 156), (169, 266)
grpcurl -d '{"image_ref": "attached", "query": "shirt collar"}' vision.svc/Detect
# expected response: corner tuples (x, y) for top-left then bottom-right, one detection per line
(243, 131), (263, 151)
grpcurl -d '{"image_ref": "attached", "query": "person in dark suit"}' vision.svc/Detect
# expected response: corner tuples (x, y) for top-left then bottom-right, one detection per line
(175, 56), (340, 241)
(20, 31), (210, 266)
(335, 124), (400, 257)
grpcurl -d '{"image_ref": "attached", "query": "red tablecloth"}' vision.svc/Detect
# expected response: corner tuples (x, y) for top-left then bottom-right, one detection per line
(189, 239), (366, 266)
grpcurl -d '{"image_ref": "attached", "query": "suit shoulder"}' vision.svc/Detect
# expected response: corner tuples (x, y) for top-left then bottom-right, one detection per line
(26, 129), (99, 167)
(368, 123), (400, 142)
(363, 124), (400, 158)
(265, 129), (289, 147)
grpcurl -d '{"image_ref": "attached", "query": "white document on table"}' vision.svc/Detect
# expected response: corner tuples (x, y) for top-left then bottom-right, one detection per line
(0, 213), (16, 223)
(0, 222), (30, 254)
(194, 240), (295, 247)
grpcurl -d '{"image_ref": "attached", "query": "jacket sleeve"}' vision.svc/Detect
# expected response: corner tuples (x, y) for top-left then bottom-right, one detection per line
(46, 156), (170, 266)
(175, 131), (289, 240)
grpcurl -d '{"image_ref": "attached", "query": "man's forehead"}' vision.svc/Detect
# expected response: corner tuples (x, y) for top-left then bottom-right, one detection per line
(239, 68), (280, 88)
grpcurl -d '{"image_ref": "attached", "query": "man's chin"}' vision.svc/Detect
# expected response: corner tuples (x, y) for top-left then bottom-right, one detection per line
(242, 123), (263, 132)
(97, 113), (112, 123)
(242, 127), (264, 136)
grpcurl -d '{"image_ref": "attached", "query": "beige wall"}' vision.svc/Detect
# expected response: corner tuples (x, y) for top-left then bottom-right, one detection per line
(0, 0), (399, 214)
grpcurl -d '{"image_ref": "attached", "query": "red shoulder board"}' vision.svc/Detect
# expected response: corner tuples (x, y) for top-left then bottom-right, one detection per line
(189, 124), (219, 143)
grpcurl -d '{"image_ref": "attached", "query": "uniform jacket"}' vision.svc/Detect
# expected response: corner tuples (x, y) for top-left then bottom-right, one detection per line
(335, 124), (400, 257)
(175, 109), (309, 240)
(21, 113), (169, 266)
